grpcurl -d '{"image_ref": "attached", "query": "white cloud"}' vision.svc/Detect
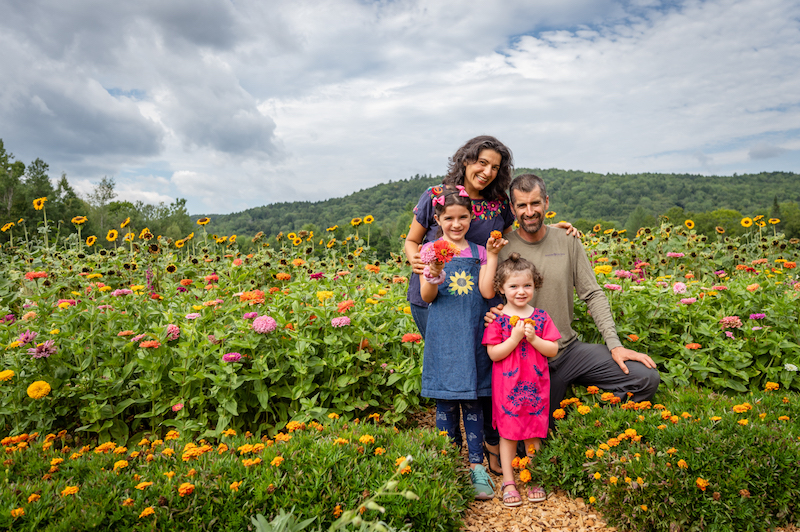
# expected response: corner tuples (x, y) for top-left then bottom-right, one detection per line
(0, 0), (798, 215)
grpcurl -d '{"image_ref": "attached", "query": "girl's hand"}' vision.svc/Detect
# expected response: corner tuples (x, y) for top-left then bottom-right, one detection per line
(510, 319), (526, 343)
(524, 322), (538, 344)
(486, 234), (508, 255)
(427, 261), (443, 277)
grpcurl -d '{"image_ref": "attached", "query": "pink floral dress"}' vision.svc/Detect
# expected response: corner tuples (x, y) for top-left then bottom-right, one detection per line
(482, 309), (561, 440)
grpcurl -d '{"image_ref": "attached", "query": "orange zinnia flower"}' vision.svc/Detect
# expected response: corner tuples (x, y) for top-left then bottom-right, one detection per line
(685, 343), (701, 350)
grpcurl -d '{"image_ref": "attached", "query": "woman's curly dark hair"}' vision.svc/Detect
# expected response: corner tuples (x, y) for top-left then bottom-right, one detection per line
(494, 252), (543, 296)
(443, 135), (513, 202)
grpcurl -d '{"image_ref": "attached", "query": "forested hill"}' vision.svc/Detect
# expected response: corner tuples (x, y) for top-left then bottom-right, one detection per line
(201, 169), (800, 251)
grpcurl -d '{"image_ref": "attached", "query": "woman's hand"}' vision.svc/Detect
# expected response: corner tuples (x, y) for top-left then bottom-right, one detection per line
(409, 251), (425, 275)
(550, 221), (582, 238)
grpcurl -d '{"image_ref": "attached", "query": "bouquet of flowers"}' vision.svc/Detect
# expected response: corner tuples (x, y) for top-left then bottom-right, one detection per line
(420, 240), (460, 264)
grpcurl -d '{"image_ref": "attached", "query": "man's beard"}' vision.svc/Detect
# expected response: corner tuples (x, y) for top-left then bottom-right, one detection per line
(519, 214), (543, 235)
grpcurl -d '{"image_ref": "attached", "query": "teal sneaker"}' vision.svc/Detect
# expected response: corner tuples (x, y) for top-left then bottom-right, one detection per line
(471, 464), (495, 500)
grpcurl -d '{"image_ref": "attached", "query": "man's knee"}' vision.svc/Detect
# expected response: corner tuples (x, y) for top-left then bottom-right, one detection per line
(631, 364), (660, 401)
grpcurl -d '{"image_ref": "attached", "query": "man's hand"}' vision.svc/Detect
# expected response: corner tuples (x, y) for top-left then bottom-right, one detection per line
(484, 304), (503, 326)
(610, 346), (657, 375)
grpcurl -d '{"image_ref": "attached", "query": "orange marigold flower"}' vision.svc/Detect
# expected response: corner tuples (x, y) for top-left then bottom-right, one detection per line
(552, 409), (566, 419)
(374, 447), (386, 455)
(11, 508), (24, 519)
(60, 485), (79, 497)
(586, 386), (600, 394)
(333, 505), (343, 518)
(627, 334), (639, 342)
(139, 506), (155, 518)
(122, 498), (134, 507)
(28, 493), (41, 503)
(178, 482), (195, 497)
(271, 456), (284, 467)
(490, 230), (502, 240)
(696, 477), (710, 491)
(519, 469), (532, 483)
(764, 382), (779, 391)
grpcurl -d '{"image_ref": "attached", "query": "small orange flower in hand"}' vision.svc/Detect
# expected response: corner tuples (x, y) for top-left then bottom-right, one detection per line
(490, 230), (502, 240)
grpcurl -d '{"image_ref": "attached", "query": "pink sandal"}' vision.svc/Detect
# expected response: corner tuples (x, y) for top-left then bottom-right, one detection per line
(527, 485), (547, 502)
(502, 481), (523, 508)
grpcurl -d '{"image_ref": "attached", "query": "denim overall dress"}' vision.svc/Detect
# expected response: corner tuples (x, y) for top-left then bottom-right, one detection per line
(421, 241), (493, 400)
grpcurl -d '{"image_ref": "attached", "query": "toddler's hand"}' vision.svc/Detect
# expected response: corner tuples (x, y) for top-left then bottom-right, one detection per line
(427, 261), (443, 277)
(524, 322), (538, 344)
(510, 319), (526, 342)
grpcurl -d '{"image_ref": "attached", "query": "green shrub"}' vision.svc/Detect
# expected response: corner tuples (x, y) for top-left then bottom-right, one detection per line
(0, 417), (471, 531)
(536, 386), (800, 532)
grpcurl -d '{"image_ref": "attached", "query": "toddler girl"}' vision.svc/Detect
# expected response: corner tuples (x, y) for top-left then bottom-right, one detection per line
(482, 253), (561, 507)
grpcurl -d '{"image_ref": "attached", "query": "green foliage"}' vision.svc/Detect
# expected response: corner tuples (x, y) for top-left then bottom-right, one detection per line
(0, 230), (422, 441)
(0, 419), (471, 531)
(537, 387), (800, 532)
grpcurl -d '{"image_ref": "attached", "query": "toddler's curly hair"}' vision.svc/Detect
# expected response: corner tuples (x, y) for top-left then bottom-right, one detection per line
(494, 252), (543, 296)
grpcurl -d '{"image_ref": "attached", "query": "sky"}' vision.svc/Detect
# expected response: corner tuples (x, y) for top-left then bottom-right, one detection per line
(1, 0), (799, 215)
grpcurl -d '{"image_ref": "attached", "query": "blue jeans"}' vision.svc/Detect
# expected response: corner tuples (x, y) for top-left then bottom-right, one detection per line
(436, 399), (484, 465)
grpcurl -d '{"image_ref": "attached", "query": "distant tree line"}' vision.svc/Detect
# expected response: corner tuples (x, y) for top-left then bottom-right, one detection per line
(0, 139), (194, 245)
(3, 137), (798, 256)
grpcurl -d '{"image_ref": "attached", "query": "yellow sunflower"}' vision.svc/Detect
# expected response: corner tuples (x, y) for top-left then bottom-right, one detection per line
(545, 211), (556, 219)
(106, 229), (118, 241)
(287, 232), (297, 240)
(293, 237), (302, 246)
(448, 271), (474, 296)
(715, 226), (725, 234)
(327, 225), (338, 232)
(351, 217), (362, 227)
(327, 239), (336, 248)
(684, 220), (695, 229)
(593, 224), (602, 232)
(124, 232), (135, 242)
(364, 215), (374, 224)
(196, 217), (210, 226)
(86, 236), (97, 247)
(753, 215), (764, 221)
(33, 197), (47, 210)
(175, 239), (185, 248)
(769, 218), (780, 224)
(756, 220), (766, 227)
(71, 216), (87, 225)
(229, 235), (237, 243)
(741, 217), (753, 228)
(603, 228), (614, 235)
(121, 217), (131, 228)
(1, 222), (14, 232)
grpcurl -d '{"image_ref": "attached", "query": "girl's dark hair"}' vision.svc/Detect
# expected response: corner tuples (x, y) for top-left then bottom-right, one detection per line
(432, 187), (472, 217)
(443, 135), (513, 202)
(494, 252), (543, 295)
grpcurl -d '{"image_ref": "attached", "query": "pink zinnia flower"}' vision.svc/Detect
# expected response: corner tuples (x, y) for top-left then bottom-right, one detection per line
(712, 285), (728, 290)
(243, 312), (258, 319)
(680, 298), (697, 304)
(172, 403), (184, 412)
(331, 317), (351, 327)
(253, 315), (277, 333)
(185, 313), (201, 320)
(603, 283), (622, 291)
(223, 352), (242, 362)
(309, 272), (324, 280)
(719, 316), (743, 329)
(666, 252), (685, 258)
(131, 333), (147, 343)
(673, 282), (687, 294)
(165, 324), (180, 341)
(232, 258), (242, 266)
(28, 339), (57, 359)
(111, 289), (133, 296)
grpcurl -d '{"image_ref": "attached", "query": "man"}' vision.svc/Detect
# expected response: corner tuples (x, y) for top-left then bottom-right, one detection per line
(493, 173), (659, 430)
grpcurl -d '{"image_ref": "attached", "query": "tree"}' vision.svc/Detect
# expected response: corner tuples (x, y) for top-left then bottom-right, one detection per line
(86, 176), (117, 233)
(0, 140), (25, 217)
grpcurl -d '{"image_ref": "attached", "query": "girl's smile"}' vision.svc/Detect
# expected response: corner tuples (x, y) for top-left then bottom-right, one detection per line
(434, 204), (472, 245)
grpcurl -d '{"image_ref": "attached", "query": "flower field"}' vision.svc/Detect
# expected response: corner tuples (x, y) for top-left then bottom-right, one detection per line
(1, 206), (799, 530)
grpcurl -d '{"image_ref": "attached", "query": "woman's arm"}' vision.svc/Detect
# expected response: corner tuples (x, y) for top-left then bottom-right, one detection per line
(404, 218), (428, 275)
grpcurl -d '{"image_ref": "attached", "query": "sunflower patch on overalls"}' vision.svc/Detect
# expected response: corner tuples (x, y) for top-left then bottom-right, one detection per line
(421, 241), (493, 400)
